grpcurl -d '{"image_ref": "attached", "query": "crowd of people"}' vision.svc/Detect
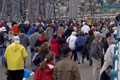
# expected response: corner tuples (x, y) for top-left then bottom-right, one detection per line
(0, 16), (119, 80)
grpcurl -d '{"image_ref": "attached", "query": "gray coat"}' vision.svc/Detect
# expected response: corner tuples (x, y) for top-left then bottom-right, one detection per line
(18, 33), (30, 49)
(90, 39), (103, 59)
(46, 27), (54, 40)
(29, 32), (41, 49)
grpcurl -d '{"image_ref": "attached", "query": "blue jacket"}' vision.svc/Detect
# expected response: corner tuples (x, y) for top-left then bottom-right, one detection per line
(75, 36), (86, 47)
(75, 36), (86, 51)
(27, 26), (37, 37)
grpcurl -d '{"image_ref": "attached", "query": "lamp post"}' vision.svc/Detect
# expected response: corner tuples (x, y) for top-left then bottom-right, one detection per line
(16, 0), (18, 21)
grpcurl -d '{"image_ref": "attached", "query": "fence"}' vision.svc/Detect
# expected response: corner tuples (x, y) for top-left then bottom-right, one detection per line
(111, 22), (120, 80)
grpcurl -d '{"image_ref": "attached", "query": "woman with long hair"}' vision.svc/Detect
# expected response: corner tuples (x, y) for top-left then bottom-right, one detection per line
(34, 52), (55, 80)
(33, 42), (49, 72)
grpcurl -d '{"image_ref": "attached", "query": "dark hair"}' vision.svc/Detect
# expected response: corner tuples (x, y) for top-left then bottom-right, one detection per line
(89, 30), (94, 35)
(40, 52), (55, 70)
(20, 29), (25, 33)
(78, 31), (84, 36)
(106, 32), (112, 38)
(61, 47), (71, 57)
(41, 32), (46, 37)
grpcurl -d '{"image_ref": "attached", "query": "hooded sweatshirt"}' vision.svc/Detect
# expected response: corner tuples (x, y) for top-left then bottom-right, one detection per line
(18, 33), (30, 49)
(34, 62), (54, 80)
(4, 43), (28, 70)
(50, 39), (62, 58)
(35, 37), (47, 47)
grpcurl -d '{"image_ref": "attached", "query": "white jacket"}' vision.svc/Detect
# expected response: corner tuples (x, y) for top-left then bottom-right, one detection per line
(81, 25), (90, 34)
(100, 44), (115, 78)
(66, 35), (77, 50)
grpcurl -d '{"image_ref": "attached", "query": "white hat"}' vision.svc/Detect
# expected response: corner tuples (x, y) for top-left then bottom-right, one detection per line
(24, 21), (30, 24)
(83, 22), (86, 25)
(1, 27), (6, 31)
(72, 32), (77, 36)
(13, 36), (20, 44)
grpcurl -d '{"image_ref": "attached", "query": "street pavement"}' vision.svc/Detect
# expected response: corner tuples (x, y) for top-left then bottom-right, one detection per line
(0, 34), (93, 80)
(0, 48), (93, 80)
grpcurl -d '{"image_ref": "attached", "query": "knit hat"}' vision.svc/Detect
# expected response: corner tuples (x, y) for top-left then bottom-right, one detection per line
(72, 31), (77, 36)
(1, 27), (6, 31)
(13, 36), (20, 44)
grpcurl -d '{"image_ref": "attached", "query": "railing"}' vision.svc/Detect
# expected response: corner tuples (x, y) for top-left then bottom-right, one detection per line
(111, 22), (119, 80)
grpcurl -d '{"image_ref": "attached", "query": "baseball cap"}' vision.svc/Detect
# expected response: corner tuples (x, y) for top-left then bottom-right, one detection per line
(95, 32), (103, 37)
(13, 36), (20, 44)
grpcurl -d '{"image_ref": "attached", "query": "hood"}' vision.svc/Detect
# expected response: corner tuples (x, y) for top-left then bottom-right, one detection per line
(44, 62), (54, 73)
(11, 43), (22, 51)
(51, 39), (57, 44)
(18, 33), (26, 38)
(39, 37), (47, 41)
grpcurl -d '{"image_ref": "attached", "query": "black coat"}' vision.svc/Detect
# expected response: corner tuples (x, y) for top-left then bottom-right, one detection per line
(0, 32), (4, 45)
(85, 35), (95, 49)
(35, 37), (48, 47)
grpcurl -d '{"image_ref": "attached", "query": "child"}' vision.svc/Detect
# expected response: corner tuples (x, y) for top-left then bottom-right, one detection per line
(32, 47), (40, 62)
(34, 52), (55, 80)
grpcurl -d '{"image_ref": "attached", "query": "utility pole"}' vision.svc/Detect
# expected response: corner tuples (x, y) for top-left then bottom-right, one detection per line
(5, 0), (8, 21)
(16, 0), (18, 21)
(28, 0), (31, 21)
(43, 0), (46, 19)
(90, 0), (93, 19)
(53, 0), (56, 19)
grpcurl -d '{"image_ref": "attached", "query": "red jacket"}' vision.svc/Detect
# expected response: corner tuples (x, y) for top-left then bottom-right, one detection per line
(50, 39), (62, 58)
(34, 62), (54, 80)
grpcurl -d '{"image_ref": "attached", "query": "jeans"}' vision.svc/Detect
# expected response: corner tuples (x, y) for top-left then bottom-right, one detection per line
(77, 51), (84, 63)
(0, 47), (6, 65)
(88, 48), (93, 65)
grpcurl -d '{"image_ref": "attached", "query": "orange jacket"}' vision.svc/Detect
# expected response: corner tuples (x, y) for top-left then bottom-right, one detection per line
(12, 24), (19, 35)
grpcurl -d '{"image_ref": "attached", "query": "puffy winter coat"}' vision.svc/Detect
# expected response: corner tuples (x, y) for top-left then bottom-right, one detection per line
(34, 62), (54, 80)
(50, 39), (62, 58)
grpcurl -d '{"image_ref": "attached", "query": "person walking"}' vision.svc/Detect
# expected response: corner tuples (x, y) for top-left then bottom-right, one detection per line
(29, 29), (41, 60)
(85, 30), (95, 65)
(75, 31), (86, 64)
(4, 36), (28, 80)
(18, 29), (30, 50)
(90, 32), (104, 80)
(0, 28), (6, 65)
(34, 52), (55, 80)
(100, 37), (115, 80)
(66, 31), (77, 61)
(35, 31), (48, 47)
(53, 47), (81, 80)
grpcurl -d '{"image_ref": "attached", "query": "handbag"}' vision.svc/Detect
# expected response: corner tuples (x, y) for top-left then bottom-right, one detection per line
(100, 65), (112, 80)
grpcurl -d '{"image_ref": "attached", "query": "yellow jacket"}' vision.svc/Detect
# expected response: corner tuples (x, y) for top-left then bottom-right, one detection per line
(4, 43), (28, 70)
